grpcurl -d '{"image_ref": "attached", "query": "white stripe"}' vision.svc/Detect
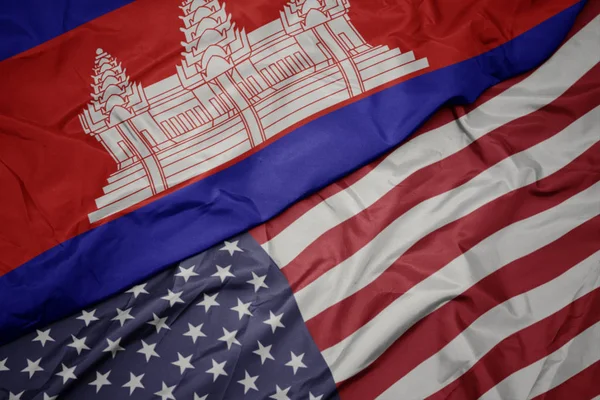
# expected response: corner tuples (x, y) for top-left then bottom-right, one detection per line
(262, 17), (600, 268)
(480, 320), (600, 400)
(297, 106), (600, 323)
(322, 179), (600, 383)
(378, 250), (600, 400)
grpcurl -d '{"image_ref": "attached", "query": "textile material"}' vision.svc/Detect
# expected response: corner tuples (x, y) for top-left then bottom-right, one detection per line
(0, 234), (338, 399)
(1, 2), (599, 399)
(0, 0), (135, 61)
(252, 6), (600, 399)
(0, 0), (586, 343)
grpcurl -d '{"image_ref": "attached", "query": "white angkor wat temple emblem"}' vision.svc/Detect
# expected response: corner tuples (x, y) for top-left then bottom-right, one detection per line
(79, 0), (429, 223)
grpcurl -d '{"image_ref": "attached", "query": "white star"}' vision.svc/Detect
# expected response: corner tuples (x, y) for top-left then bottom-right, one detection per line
(253, 341), (275, 364)
(8, 392), (24, 400)
(194, 395), (208, 400)
(43, 393), (57, 400)
(103, 338), (125, 359)
(55, 363), (77, 384)
(197, 293), (220, 312)
(175, 265), (199, 282)
(247, 272), (269, 292)
(269, 385), (291, 400)
(230, 298), (253, 320)
(154, 382), (176, 400)
(137, 340), (160, 362)
(0, 358), (9, 372)
(285, 352), (307, 375)
(67, 335), (90, 355)
(147, 313), (171, 333)
(89, 370), (111, 393)
(21, 358), (43, 378)
(264, 311), (285, 333)
(206, 359), (227, 382)
(237, 370), (259, 394)
(111, 308), (135, 326)
(309, 393), (323, 400)
(127, 283), (149, 298)
(161, 290), (185, 307)
(122, 372), (145, 395)
(218, 328), (241, 350)
(172, 353), (195, 375)
(77, 309), (99, 326)
(32, 329), (54, 347)
(183, 323), (206, 344)
(220, 240), (243, 256)
(212, 265), (235, 282)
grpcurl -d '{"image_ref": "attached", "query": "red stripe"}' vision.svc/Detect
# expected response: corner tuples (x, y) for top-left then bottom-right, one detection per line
(311, 136), (600, 352)
(532, 360), (600, 400)
(336, 211), (600, 400)
(283, 63), (600, 295)
(427, 287), (600, 400)
(346, 0), (579, 72)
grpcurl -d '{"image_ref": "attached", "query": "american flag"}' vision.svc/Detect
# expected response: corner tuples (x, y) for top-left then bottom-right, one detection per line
(1, 7), (600, 400)
(0, 234), (338, 400)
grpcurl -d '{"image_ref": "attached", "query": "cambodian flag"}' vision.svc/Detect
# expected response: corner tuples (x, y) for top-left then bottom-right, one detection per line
(1, 0), (598, 398)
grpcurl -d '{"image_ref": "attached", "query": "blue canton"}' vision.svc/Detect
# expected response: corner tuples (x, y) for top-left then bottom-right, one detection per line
(0, 234), (339, 400)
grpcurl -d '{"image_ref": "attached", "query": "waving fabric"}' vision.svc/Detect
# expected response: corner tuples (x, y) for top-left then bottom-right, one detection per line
(0, 1), (599, 399)
(0, 0), (588, 345)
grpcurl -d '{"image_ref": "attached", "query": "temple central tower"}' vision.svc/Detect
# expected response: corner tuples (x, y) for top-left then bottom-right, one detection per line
(177, 0), (251, 88)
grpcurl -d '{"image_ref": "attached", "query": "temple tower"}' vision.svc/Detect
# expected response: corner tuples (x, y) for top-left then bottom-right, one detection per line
(281, 0), (366, 96)
(177, 0), (265, 146)
(176, 0), (251, 87)
(80, 49), (149, 134)
(79, 49), (169, 195)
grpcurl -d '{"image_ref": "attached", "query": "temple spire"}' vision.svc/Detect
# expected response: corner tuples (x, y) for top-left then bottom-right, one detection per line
(281, 0), (349, 33)
(176, 0), (250, 87)
(89, 48), (133, 115)
(79, 48), (148, 133)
